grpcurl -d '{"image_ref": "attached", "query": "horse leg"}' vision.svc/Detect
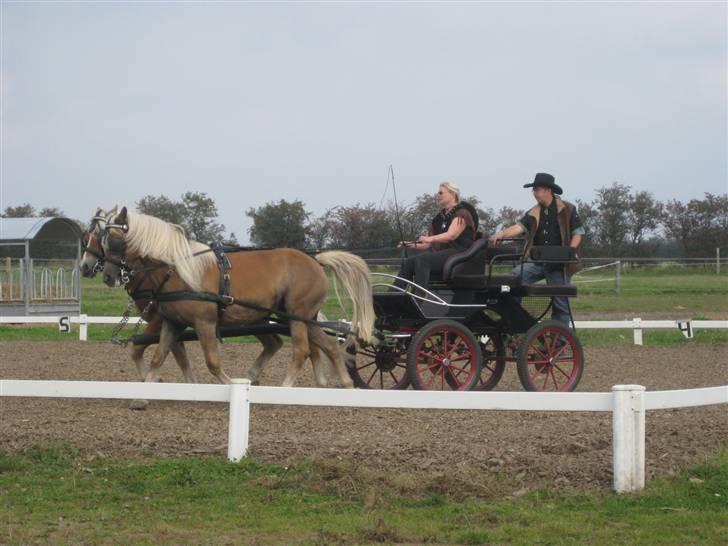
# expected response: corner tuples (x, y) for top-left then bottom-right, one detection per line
(194, 320), (231, 385)
(246, 334), (283, 386)
(144, 320), (184, 384)
(309, 343), (329, 387)
(129, 343), (149, 380)
(307, 325), (354, 389)
(170, 341), (196, 383)
(282, 321), (309, 388)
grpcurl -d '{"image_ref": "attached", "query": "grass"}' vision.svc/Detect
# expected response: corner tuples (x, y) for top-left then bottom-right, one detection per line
(1, 446), (726, 545)
(1, 268), (726, 345)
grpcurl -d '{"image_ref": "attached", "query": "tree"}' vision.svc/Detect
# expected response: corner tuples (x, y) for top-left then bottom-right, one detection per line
(136, 192), (225, 243)
(662, 193), (728, 257)
(307, 211), (333, 249)
(136, 195), (186, 225)
(592, 183), (631, 256)
(626, 191), (663, 252)
(38, 207), (65, 218)
(2, 203), (36, 217)
(327, 204), (399, 250)
(496, 206), (525, 231)
(181, 192), (225, 243)
(247, 199), (310, 248)
(574, 199), (597, 254)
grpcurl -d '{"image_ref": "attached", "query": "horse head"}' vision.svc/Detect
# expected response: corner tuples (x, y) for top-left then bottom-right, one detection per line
(99, 206), (134, 287)
(80, 206), (117, 278)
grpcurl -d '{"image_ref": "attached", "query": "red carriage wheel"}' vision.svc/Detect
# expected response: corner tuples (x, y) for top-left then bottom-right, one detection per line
(346, 341), (410, 390)
(472, 335), (506, 391)
(407, 319), (482, 391)
(516, 320), (584, 392)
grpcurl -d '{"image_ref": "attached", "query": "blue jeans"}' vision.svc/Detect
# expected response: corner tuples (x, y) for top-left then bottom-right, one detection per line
(512, 262), (573, 326)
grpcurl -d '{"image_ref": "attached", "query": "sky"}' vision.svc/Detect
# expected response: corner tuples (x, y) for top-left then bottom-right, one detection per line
(1, 1), (726, 242)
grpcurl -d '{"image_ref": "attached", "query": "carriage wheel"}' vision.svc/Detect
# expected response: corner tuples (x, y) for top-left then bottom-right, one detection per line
(516, 320), (584, 392)
(407, 319), (482, 391)
(346, 342), (410, 390)
(472, 335), (506, 391)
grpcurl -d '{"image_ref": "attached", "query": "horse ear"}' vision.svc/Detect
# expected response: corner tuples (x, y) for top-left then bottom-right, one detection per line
(117, 206), (128, 224)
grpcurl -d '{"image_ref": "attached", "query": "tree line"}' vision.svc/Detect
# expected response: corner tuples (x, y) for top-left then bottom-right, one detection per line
(3, 184), (726, 258)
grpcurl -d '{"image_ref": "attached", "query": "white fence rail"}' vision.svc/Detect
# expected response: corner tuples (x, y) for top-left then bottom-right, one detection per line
(1, 315), (727, 345)
(0, 379), (725, 493)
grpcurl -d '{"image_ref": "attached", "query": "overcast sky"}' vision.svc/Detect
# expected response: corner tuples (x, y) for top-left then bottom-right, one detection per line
(1, 1), (726, 241)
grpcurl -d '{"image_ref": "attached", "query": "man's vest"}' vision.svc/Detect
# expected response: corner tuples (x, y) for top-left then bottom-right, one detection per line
(523, 196), (583, 276)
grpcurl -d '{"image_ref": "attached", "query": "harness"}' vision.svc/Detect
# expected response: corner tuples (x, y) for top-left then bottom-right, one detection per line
(98, 225), (356, 343)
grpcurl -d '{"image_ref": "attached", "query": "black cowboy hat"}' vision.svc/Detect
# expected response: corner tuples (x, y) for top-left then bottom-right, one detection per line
(523, 172), (563, 195)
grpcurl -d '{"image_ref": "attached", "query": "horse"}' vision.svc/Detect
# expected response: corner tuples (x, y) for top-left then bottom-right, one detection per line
(79, 209), (210, 406)
(97, 206), (374, 388)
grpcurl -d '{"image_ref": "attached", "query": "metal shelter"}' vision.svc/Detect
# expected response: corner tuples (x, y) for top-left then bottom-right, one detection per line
(0, 217), (83, 316)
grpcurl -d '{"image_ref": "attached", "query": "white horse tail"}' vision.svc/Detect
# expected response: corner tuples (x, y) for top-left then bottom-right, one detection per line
(314, 251), (375, 343)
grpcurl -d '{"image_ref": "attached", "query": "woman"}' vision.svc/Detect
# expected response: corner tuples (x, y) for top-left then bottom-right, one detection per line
(394, 181), (477, 292)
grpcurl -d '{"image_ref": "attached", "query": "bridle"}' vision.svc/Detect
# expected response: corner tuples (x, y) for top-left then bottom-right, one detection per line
(99, 220), (133, 285)
(81, 215), (110, 276)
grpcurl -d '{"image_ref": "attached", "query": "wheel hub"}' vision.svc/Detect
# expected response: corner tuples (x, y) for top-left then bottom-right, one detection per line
(375, 349), (401, 372)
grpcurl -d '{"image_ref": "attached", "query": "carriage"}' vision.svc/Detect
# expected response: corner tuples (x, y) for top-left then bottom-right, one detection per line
(347, 238), (585, 393)
(84, 208), (584, 393)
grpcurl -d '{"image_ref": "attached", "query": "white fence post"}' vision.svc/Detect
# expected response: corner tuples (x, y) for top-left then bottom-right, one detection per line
(79, 314), (88, 342)
(612, 385), (646, 493)
(227, 379), (251, 462)
(632, 317), (643, 346)
(616, 260), (621, 294)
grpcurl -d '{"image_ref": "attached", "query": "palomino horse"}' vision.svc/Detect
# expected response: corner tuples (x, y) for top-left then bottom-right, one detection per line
(79, 208), (199, 385)
(80, 208), (286, 389)
(98, 207), (374, 387)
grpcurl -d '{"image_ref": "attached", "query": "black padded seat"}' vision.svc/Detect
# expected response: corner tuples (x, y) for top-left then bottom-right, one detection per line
(442, 239), (489, 280)
(521, 284), (577, 297)
(450, 273), (522, 289)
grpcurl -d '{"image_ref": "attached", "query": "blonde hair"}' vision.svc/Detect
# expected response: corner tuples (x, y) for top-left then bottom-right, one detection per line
(439, 181), (460, 203)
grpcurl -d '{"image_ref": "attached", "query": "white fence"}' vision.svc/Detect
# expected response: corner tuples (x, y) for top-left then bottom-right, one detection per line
(1, 315), (727, 345)
(1, 379), (725, 493)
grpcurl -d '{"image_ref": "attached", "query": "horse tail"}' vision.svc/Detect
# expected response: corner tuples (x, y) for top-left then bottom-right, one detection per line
(314, 251), (375, 343)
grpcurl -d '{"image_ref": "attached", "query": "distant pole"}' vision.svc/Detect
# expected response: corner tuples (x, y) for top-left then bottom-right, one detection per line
(616, 260), (622, 295)
(717, 248), (721, 275)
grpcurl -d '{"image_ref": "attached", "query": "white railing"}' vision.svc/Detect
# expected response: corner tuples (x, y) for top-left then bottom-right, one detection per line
(1, 315), (726, 345)
(0, 379), (725, 493)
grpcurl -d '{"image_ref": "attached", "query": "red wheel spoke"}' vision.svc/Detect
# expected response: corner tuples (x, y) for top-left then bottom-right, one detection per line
(541, 369), (550, 390)
(388, 370), (400, 384)
(418, 350), (443, 363)
(549, 368), (560, 390)
(365, 367), (378, 386)
(356, 360), (376, 371)
(553, 363), (573, 379)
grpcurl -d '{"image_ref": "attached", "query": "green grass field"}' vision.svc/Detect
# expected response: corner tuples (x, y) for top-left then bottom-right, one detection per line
(1, 266), (727, 345)
(1, 446), (726, 545)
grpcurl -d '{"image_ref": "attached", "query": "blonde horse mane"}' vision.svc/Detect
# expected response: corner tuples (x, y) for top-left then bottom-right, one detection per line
(125, 211), (215, 291)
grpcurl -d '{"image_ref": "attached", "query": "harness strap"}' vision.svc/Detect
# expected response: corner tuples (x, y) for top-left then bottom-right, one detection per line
(153, 290), (352, 336)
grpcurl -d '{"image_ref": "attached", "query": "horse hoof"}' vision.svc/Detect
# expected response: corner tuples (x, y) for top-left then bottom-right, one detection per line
(129, 399), (149, 411)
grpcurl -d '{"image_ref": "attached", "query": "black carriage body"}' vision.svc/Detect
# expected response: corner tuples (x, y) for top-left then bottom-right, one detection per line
(352, 240), (585, 393)
(373, 240), (578, 339)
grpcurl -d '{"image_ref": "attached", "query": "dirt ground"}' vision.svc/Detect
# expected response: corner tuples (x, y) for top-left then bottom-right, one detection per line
(1, 341), (726, 498)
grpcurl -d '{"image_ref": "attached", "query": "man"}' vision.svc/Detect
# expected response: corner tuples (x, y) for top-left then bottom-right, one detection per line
(489, 173), (584, 325)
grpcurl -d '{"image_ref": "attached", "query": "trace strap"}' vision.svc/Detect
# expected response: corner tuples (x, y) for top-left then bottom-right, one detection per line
(152, 290), (354, 337)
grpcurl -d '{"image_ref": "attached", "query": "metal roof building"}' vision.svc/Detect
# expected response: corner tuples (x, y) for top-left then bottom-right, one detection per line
(0, 217), (83, 316)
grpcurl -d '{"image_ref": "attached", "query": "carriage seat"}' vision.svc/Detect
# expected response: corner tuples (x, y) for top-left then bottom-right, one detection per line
(441, 239), (490, 280)
(440, 239), (525, 289)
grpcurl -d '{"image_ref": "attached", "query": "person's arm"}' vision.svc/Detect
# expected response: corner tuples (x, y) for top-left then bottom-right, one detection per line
(418, 217), (466, 246)
(489, 222), (526, 244)
(398, 239), (432, 250)
(569, 233), (582, 249)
